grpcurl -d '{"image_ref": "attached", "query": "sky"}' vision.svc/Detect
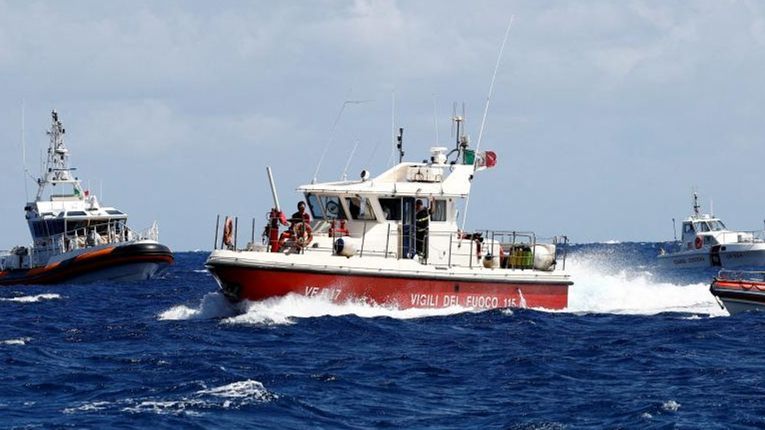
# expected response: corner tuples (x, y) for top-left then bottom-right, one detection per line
(1, 0), (765, 251)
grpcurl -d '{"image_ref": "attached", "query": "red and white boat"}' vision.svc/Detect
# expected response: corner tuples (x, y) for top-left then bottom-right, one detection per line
(710, 270), (765, 315)
(206, 116), (572, 310)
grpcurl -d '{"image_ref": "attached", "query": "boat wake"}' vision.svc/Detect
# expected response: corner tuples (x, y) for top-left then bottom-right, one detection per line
(160, 292), (474, 325)
(158, 292), (239, 321)
(564, 254), (726, 316)
(224, 294), (474, 325)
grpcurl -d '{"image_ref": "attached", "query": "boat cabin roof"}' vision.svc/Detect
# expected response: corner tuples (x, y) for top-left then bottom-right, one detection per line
(298, 161), (474, 199)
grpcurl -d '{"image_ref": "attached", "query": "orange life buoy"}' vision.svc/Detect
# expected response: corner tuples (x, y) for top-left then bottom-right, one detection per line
(222, 217), (234, 248)
(694, 236), (703, 249)
(293, 223), (313, 247)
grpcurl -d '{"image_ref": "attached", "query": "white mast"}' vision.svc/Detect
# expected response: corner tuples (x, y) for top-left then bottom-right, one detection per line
(36, 110), (84, 202)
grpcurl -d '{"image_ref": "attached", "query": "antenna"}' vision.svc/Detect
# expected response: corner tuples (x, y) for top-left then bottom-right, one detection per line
(710, 199), (714, 217)
(692, 192), (700, 216)
(672, 218), (677, 241)
(450, 102), (456, 138)
(341, 140), (359, 181)
(21, 99), (29, 201)
(311, 98), (370, 184)
(474, 15), (514, 155)
(396, 128), (404, 163)
(460, 15), (515, 235)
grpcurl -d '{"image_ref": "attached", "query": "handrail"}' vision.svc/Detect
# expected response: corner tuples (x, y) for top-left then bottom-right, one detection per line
(32, 220), (158, 257)
(210, 214), (568, 271)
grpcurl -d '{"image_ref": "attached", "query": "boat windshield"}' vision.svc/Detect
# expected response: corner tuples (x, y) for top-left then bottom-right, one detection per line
(694, 222), (710, 232)
(306, 194), (346, 220)
(708, 220), (726, 231)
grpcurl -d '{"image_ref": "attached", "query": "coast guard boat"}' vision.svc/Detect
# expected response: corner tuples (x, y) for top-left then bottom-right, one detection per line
(206, 116), (572, 310)
(658, 193), (765, 268)
(0, 111), (173, 285)
(710, 270), (765, 315)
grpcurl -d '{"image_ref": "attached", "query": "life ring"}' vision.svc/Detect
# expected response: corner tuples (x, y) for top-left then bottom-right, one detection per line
(222, 217), (234, 248)
(694, 236), (703, 249)
(293, 223), (313, 247)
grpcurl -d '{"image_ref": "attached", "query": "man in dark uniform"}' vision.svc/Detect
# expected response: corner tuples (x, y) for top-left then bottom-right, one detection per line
(290, 201), (311, 229)
(415, 199), (430, 259)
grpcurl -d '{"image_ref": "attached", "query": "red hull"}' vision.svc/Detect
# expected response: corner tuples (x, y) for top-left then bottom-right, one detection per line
(207, 264), (570, 310)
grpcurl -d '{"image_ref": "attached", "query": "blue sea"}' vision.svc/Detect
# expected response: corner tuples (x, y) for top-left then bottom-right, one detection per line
(2, 243), (764, 429)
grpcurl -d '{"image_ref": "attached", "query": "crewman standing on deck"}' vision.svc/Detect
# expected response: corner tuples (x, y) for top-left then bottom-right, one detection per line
(415, 199), (431, 259)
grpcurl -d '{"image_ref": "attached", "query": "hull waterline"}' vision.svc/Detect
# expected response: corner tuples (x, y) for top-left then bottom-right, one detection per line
(206, 262), (570, 310)
(0, 242), (174, 285)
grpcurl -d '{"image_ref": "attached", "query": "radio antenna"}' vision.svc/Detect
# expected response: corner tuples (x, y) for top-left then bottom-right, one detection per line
(474, 14), (513, 155)
(672, 218), (677, 241)
(312, 98), (371, 184)
(341, 140), (360, 181)
(21, 99), (29, 201)
(460, 15), (515, 235)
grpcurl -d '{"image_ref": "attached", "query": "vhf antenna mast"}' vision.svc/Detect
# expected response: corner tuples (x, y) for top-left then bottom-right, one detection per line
(396, 127), (404, 163)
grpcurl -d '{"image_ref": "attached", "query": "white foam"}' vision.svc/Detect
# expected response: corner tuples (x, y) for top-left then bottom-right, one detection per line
(119, 379), (275, 415)
(63, 401), (111, 414)
(223, 293), (473, 326)
(197, 380), (275, 401)
(122, 399), (204, 416)
(1, 337), (31, 345)
(158, 292), (238, 320)
(564, 254), (726, 316)
(662, 400), (681, 412)
(0, 293), (61, 303)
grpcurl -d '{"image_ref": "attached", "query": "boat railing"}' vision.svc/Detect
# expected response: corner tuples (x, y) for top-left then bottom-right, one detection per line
(715, 230), (765, 244)
(34, 220), (159, 257)
(213, 214), (568, 271)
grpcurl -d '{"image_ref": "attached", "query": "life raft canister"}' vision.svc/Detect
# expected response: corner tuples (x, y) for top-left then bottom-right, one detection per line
(694, 235), (703, 249)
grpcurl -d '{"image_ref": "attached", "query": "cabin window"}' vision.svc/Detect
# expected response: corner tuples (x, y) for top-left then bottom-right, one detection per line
(66, 211), (88, 217)
(683, 223), (694, 234)
(695, 222), (710, 232)
(345, 197), (376, 221)
(708, 220), (725, 231)
(379, 198), (402, 221)
(306, 194), (347, 220)
(106, 210), (124, 215)
(431, 199), (447, 222)
(306, 194), (323, 219)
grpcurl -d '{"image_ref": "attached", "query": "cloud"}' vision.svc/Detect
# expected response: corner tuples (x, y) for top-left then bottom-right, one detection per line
(2, 1), (765, 249)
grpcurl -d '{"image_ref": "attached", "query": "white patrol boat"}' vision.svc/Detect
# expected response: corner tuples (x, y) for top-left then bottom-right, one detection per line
(206, 116), (572, 310)
(658, 193), (765, 268)
(0, 111), (173, 285)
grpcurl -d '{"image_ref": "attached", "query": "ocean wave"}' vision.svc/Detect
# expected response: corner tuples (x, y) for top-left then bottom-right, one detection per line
(0, 293), (61, 303)
(64, 379), (276, 417)
(1, 337), (31, 345)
